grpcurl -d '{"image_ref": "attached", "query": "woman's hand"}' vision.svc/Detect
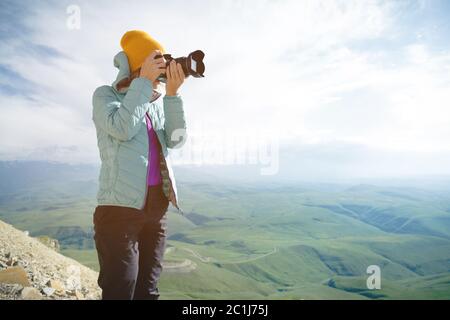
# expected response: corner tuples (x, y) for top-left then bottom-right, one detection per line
(166, 60), (186, 96)
(140, 50), (166, 83)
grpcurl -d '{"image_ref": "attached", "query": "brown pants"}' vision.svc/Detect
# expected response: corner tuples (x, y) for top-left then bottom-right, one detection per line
(93, 183), (169, 300)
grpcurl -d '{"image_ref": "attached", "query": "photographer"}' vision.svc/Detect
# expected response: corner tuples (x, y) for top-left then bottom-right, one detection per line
(91, 30), (187, 300)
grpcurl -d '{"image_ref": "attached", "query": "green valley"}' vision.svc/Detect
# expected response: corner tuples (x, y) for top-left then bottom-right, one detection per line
(0, 161), (449, 299)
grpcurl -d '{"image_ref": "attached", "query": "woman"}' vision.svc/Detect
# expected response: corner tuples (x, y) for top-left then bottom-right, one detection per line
(91, 30), (188, 300)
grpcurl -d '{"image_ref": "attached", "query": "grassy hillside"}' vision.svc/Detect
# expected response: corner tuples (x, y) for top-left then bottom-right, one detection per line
(0, 161), (449, 299)
(328, 273), (450, 299)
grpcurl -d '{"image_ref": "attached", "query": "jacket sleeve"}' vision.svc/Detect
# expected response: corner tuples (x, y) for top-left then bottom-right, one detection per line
(92, 78), (153, 141)
(163, 94), (188, 148)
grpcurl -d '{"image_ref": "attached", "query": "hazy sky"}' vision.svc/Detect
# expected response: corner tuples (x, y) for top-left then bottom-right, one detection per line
(0, 0), (449, 178)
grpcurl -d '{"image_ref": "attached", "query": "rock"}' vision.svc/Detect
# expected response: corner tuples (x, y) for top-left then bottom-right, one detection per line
(75, 290), (84, 300)
(21, 287), (43, 300)
(65, 265), (82, 291)
(0, 219), (101, 300)
(36, 236), (60, 252)
(68, 288), (85, 300)
(0, 266), (31, 287)
(46, 279), (65, 294)
(0, 283), (23, 298)
(6, 256), (18, 266)
(42, 287), (55, 296)
(40, 278), (51, 288)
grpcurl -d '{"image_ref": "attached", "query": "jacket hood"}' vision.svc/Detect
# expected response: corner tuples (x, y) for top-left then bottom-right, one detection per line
(112, 51), (131, 94)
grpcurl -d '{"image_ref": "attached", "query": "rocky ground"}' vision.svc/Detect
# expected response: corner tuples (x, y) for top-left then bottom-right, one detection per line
(0, 220), (101, 300)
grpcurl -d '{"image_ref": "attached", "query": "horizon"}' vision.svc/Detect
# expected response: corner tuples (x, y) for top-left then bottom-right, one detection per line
(2, 159), (450, 190)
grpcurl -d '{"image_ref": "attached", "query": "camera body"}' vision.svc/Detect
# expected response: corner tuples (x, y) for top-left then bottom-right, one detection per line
(155, 50), (205, 83)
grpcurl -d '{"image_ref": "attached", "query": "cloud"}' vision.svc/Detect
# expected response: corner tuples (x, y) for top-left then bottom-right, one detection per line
(0, 0), (449, 178)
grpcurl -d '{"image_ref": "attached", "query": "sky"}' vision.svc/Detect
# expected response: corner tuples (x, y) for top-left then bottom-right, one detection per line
(0, 0), (450, 179)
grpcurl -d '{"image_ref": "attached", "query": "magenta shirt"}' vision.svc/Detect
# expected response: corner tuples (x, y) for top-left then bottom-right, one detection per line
(145, 112), (162, 186)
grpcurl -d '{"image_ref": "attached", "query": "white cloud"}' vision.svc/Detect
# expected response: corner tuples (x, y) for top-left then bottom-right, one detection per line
(0, 0), (449, 177)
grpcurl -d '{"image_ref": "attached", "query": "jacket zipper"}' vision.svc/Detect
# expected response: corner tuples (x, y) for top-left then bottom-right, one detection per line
(141, 112), (150, 210)
(140, 177), (149, 210)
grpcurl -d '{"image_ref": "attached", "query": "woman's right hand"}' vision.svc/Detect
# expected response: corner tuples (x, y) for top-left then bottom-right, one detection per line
(139, 50), (166, 83)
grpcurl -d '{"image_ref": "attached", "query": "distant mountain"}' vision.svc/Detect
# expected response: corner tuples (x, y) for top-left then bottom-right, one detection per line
(0, 161), (98, 194)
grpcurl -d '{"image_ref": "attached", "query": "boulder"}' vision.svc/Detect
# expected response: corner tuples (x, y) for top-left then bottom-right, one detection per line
(75, 289), (84, 300)
(0, 266), (31, 287)
(47, 279), (65, 294)
(21, 287), (43, 300)
(42, 286), (56, 296)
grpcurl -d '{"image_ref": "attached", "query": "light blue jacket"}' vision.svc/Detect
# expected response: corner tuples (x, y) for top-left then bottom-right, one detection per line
(92, 51), (187, 214)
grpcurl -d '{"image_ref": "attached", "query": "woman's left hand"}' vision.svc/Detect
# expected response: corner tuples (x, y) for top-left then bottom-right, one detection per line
(166, 60), (186, 96)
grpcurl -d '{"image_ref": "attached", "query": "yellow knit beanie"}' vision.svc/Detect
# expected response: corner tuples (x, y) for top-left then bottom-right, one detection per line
(120, 30), (165, 73)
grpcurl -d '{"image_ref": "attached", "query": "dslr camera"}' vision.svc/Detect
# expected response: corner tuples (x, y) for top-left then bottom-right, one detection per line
(155, 50), (205, 82)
